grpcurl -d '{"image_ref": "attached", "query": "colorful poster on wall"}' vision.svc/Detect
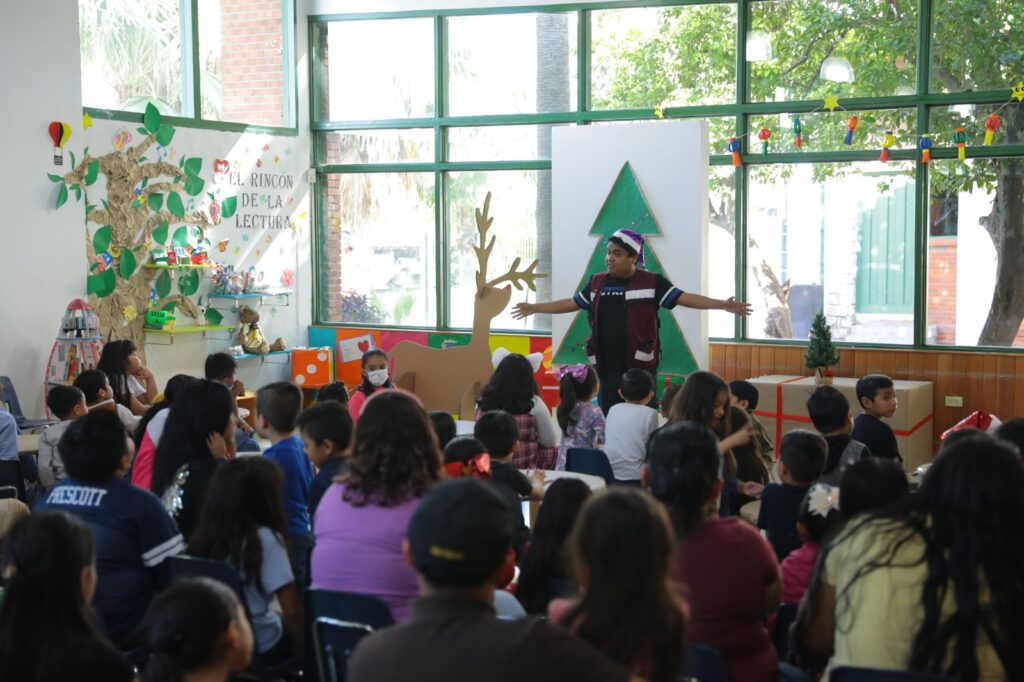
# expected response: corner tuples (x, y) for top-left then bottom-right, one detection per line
(338, 333), (376, 363)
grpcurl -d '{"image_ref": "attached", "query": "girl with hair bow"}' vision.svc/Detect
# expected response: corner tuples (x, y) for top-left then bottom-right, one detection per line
(555, 363), (604, 470)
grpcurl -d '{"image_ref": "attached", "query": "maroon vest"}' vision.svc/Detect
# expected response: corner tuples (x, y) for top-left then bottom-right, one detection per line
(584, 270), (661, 373)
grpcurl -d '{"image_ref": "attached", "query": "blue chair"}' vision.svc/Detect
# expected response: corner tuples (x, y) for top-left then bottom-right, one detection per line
(565, 448), (615, 485)
(830, 667), (951, 682)
(305, 588), (394, 682)
(166, 555), (301, 680)
(683, 642), (729, 682)
(0, 460), (27, 503)
(0, 376), (57, 431)
(773, 602), (799, 662)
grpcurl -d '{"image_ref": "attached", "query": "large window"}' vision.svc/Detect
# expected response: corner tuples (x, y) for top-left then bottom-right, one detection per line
(312, 2), (1024, 349)
(80, 0), (295, 131)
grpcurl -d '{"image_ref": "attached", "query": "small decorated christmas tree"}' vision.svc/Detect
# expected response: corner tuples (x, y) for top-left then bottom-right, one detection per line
(805, 312), (840, 385)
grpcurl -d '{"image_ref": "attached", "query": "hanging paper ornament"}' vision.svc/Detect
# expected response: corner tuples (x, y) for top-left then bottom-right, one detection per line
(727, 137), (742, 166)
(880, 130), (895, 163)
(792, 117), (803, 148)
(844, 115), (859, 146)
(48, 121), (72, 166)
(919, 134), (933, 164)
(757, 127), (772, 156)
(1013, 82), (1024, 103)
(952, 127), (968, 160)
(984, 114), (1001, 145)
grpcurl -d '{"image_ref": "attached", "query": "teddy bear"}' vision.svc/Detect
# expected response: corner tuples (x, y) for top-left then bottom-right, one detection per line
(236, 305), (286, 355)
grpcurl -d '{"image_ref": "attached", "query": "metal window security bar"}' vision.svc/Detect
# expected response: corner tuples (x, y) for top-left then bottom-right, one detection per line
(308, 0), (1024, 353)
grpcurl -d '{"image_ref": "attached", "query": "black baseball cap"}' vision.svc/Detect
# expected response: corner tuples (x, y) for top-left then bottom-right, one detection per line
(407, 479), (514, 587)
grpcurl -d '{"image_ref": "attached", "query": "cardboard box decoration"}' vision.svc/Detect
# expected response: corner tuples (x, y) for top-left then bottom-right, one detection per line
(748, 375), (934, 471)
(291, 347), (334, 388)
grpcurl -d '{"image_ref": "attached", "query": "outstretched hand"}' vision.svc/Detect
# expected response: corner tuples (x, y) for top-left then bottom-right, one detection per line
(511, 302), (536, 320)
(723, 297), (753, 317)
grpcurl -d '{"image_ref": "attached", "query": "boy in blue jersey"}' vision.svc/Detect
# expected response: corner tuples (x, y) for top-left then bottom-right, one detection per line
(36, 410), (184, 647)
(257, 381), (314, 591)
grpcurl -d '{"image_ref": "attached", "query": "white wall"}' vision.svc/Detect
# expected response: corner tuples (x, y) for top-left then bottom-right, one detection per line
(0, 0), (313, 418)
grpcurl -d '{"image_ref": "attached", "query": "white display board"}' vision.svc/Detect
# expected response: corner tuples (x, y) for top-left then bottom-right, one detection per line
(551, 121), (710, 371)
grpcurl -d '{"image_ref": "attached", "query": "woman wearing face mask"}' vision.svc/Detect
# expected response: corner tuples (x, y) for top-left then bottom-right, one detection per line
(348, 349), (395, 423)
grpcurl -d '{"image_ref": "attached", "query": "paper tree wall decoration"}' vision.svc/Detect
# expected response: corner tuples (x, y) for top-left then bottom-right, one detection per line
(553, 162), (699, 377)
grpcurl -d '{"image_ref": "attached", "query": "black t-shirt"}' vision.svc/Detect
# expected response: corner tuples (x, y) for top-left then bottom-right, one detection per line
(490, 461), (533, 499)
(575, 272), (681, 373)
(488, 462), (532, 558)
(851, 414), (902, 462)
(756, 482), (811, 561)
(347, 596), (631, 682)
(310, 457), (348, 521)
(5, 636), (135, 682)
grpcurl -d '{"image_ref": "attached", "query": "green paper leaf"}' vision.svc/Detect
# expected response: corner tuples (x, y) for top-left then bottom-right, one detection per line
(138, 157), (148, 163)
(143, 103), (161, 134)
(167, 192), (185, 218)
(178, 269), (200, 296)
(172, 226), (190, 249)
(47, 173), (63, 183)
(137, 127), (149, 136)
(140, 177), (149, 189)
(183, 174), (204, 197)
(155, 270), (171, 299)
(84, 160), (99, 186)
(120, 248), (136, 279)
(220, 195), (238, 219)
(155, 124), (175, 146)
(183, 157), (202, 177)
(72, 184), (81, 201)
(162, 301), (177, 312)
(56, 183), (68, 209)
(69, 151), (76, 170)
(92, 225), (112, 253)
(178, 156), (185, 169)
(85, 204), (95, 215)
(153, 221), (169, 245)
(204, 308), (224, 326)
(101, 199), (109, 210)
(87, 268), (117, 298)
(148, 193), (163, 212)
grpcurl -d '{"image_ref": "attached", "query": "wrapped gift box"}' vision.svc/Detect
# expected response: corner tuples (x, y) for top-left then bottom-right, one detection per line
(291, 347), (334, 388)
(749, 375), (934, 471)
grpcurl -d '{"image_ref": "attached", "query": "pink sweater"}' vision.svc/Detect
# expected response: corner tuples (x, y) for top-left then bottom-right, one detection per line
(780, 541), (820, 605)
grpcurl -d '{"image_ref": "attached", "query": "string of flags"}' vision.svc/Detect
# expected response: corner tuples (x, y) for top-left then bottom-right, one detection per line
(714, 82), (1023, 167)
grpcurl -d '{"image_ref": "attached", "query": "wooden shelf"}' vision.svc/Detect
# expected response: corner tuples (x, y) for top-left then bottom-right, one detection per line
(145, 324), (234, 334)
(209, 289), (292, 300)
(235, 349), (292, 363)
(143, 263), (213, 270)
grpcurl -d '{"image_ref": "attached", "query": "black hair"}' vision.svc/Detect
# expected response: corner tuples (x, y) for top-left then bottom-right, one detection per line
(779, 429), (827, 483)
(151, 380), (235, 498)
(97, 339), (138, 408)
(807, 384), (850, 435)
(477, 353), (538, 415)
(729, 380), (760, 410)
(660, 382), (682, 417)
(356, 349), (393, 397)
(188, 457), (288, 590)
(797, 484), (841, 543)
(728, 406), (768, 485)
(133, 375), (197, 447)
(0, 511), (101, 682)
(556, 365), (598, 432)
(646, 420), (722, 536)
(474, 410), (519, 459)
(317, 381), (350, 406)
(203, 352), (237, 382)
(838, 457), (909, 519)
(255, 381), (303, 433)
(620, 368), (654, 402)
(994, 417), (1024, 455)
(856, 373), (894, 406)
(443, 436), (488, 465)
(429, 411), (457, 450)
(669, 370), (731, 437)
(58, 410), (128, 481)
(47, 385), (85, 420)
(607, 235), (638, 259)
(515, 478), (591, 614)
(141, 577), (245, 682)
(73, 368), (109, 404)
(296, 401), (354, 451)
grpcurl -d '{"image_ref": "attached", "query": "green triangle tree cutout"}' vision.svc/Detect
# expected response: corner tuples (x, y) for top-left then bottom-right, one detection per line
(553, 162), (699, 378)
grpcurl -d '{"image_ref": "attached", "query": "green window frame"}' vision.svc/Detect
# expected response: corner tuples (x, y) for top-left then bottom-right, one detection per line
(310, 0), (1024, 351)
(81, 0), (298, 136)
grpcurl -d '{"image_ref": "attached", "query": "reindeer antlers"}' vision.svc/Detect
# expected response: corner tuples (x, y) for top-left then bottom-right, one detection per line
(473, 191), (548, 295)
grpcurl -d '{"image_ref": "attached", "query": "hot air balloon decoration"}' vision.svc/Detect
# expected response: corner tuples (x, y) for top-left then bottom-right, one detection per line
(48, 121), (71, 166)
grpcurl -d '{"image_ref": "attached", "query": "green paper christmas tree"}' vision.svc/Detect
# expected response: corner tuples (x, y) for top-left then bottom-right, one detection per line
(552, 162), (699, 377)
(804, 312), (841, 370)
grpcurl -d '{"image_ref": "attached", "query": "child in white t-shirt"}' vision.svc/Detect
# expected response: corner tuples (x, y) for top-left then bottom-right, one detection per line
(73, 369), (141, 433)
(604, 369), (660, 484)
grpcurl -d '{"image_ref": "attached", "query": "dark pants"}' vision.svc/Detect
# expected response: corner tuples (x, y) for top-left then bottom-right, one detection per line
(286, 532), (313, 593)
(598, 369), (659, 415)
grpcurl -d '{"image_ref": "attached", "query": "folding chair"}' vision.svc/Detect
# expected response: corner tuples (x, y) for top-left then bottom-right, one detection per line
(565, 447), (616, 485)
(305, 588), (393, 682)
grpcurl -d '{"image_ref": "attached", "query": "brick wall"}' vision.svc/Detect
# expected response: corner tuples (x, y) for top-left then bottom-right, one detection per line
(316, 29), (344, 320)
(926, 238), (957, 344)
(219, 0), (285, 127)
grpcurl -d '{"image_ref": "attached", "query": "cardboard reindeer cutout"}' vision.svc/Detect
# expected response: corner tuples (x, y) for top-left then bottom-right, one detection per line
(391, 192), (546, 415)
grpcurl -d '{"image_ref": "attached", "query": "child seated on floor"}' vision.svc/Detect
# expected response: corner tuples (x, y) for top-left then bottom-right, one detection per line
(757, 429), (827, 561)
(297, 400), (353, 519)
(205, 352), (260, 453)
(730, 379), (774, 465)
(73, 368), (141, 432)
(806, 385), (872, 485)
(838, 456), (909, 521)
(316, 381), (350, 407)
(604, 369), (660, 485)
(851, 373), (902, 462)
(474, 410), (544, 504)
(37, 385), (88, 490)
(779, 483), (840, 607)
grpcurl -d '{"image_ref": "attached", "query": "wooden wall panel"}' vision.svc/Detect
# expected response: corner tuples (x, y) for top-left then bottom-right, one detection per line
(710, 343), (1024, 447)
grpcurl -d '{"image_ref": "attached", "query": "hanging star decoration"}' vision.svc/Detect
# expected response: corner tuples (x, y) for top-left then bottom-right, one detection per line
(823, 94), (841, 112)
(1013, 82), (1024, 103)
(82, 113), (93, 130)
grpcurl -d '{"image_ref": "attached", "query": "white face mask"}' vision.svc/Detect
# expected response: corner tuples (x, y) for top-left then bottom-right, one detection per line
(367, 369), (389, 387)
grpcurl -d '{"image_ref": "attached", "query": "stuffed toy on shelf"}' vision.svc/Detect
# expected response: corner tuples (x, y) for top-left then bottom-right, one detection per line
(236, 305), (286, 355)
